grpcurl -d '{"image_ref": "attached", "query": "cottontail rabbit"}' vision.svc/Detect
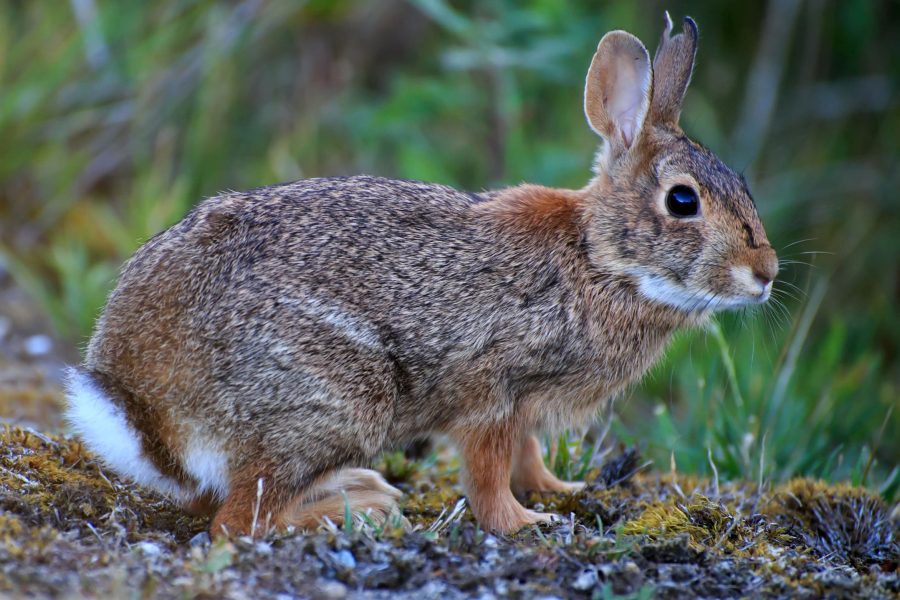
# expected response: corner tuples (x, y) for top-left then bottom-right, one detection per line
(66, 14), (777, 538)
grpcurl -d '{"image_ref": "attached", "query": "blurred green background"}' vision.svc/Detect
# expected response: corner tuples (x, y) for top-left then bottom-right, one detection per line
(0, 0), (897, 498)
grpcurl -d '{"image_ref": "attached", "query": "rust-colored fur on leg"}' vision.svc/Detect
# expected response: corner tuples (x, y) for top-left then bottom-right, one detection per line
(511, 435), (586, 496)
(210, 465), (290, 539)
(183, 490), (222, 517)
(456, 426), (556, 533)
(279, 468), (402, 530)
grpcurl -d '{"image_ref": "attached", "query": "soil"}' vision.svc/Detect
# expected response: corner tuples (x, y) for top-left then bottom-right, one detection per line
(0, 269), (897, 599)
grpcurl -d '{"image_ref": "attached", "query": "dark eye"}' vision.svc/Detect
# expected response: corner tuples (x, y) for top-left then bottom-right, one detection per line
(666, 185), (699, 218)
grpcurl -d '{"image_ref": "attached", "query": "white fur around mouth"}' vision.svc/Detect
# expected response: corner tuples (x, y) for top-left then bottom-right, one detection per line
(627, 270), (767, 313)
(730, 265), (772, 302)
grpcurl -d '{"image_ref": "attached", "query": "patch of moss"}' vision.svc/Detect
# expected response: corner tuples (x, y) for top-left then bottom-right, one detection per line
(766, 478), (900, 569)
(621, 495), (792, 559)
(375, 449), (419, 485)
(0, 425), (205, 545)
(0, 424), (897, 598)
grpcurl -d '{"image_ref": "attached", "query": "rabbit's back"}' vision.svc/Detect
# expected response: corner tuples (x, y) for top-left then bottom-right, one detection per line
(85, 176), (580, 445)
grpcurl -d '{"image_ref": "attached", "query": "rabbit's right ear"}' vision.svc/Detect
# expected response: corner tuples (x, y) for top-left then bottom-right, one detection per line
(584, 31), (652, 156)
(649, 13), (699, 127)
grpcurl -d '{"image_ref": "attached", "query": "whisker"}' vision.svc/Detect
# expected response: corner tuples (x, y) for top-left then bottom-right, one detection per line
(770, 298), (792, 329)
(777, 280), (807, 296)
(771, 288), (801, 303)
(778, 259), (817, 269)
(779, 237), (818, 251)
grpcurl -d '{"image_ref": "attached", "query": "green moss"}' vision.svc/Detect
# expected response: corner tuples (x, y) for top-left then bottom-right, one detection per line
(766, 479), (899, 568)
(0, 425), (897, 597)
(0, 425), (206, 545)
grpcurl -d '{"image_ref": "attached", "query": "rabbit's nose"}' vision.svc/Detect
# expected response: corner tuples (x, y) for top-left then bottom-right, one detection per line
(753, 271), (772, 287)
(753, 249), (779, 286)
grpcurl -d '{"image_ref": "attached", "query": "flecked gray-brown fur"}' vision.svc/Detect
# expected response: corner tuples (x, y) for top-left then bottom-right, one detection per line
(73, 14), (778, 536)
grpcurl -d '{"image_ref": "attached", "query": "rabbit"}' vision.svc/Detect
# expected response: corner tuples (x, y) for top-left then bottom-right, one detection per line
(65, 13), (778, 538)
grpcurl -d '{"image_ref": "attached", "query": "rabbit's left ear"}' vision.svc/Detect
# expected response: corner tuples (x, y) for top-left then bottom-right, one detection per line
(584, 30), (652, 154)
(649, 13), (699, 127)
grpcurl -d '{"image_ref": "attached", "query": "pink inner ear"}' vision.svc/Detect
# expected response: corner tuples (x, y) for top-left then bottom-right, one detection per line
(607, 53), (650, 148)
(617, 99), (643, 146)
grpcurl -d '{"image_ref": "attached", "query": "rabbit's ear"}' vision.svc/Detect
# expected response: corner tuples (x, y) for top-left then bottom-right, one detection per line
(649, 13), (698, 127)
(584, 30), (652, 153)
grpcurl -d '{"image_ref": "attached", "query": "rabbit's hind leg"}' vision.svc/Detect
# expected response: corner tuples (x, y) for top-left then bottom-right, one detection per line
(279, 468), (403, 530)
(209, 461), (300, 539)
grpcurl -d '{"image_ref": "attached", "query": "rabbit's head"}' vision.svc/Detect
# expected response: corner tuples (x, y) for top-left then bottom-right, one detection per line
(582, 14), (777, 313)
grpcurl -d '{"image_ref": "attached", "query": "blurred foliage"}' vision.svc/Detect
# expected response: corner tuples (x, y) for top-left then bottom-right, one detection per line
(0, 1), (896, 496)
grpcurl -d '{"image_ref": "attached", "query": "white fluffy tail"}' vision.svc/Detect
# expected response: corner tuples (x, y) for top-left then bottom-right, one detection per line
(64, 367), (184, 498)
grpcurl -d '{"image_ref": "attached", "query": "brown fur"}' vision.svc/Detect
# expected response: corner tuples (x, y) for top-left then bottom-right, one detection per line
(183, 491), (221, 517)
(511, 435), (584, 497)
(477, 184), (585, 235)
(208, 462), (286, 538)
(68, 14), (778, 536)
(452, 424), (554, 531)
(279, 468), (402, 530)
(650, 14), (699, 126)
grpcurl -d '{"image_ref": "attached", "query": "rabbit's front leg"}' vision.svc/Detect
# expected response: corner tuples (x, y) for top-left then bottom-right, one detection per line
(455, 425), (557, 533)
(511, 434), (586, 496)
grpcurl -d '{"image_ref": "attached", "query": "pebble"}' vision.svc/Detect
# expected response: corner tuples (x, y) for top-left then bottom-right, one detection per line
(312, 581), (347, 600)
(420, 581), (446, 596)
(23, 334), (52, 357)
(333, 549), (356, 569)
(255, 540), (273, 555)
(0, 317), (9, 340)
(135, 541), (162, 556)
(571, 569), (599, 591)
(189, 532), (211, 547)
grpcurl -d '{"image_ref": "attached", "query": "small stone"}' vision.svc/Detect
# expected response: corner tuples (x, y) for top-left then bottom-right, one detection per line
(255, 540), (273, 555)
(23, 334), (52, 357)
(420, 581), (446, 596)
(571, 569), (599, 591)
(135, 541), (162, 556)
(333, 549), (355, 569)
(0, 317), (10, 340)
(190, 532), (211, 547)
(312, 580), (347, 600)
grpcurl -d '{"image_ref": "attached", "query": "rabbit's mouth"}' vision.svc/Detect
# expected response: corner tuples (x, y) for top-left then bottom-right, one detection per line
(626, 268), (770, 314)
(728, 265), (773, 304)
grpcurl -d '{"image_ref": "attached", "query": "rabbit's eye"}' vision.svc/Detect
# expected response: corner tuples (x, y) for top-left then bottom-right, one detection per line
(666, 185), (699, 218)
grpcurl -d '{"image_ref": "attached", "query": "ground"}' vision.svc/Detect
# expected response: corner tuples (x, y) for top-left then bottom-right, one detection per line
(0, 269), (897, 599)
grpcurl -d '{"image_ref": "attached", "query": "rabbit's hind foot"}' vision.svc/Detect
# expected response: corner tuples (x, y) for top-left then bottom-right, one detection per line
(208, 466), (403, 539)
(280, 468), (404, 530)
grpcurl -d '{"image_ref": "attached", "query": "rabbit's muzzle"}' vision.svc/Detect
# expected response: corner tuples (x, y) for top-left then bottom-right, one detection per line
(729, 245), (778, 303)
